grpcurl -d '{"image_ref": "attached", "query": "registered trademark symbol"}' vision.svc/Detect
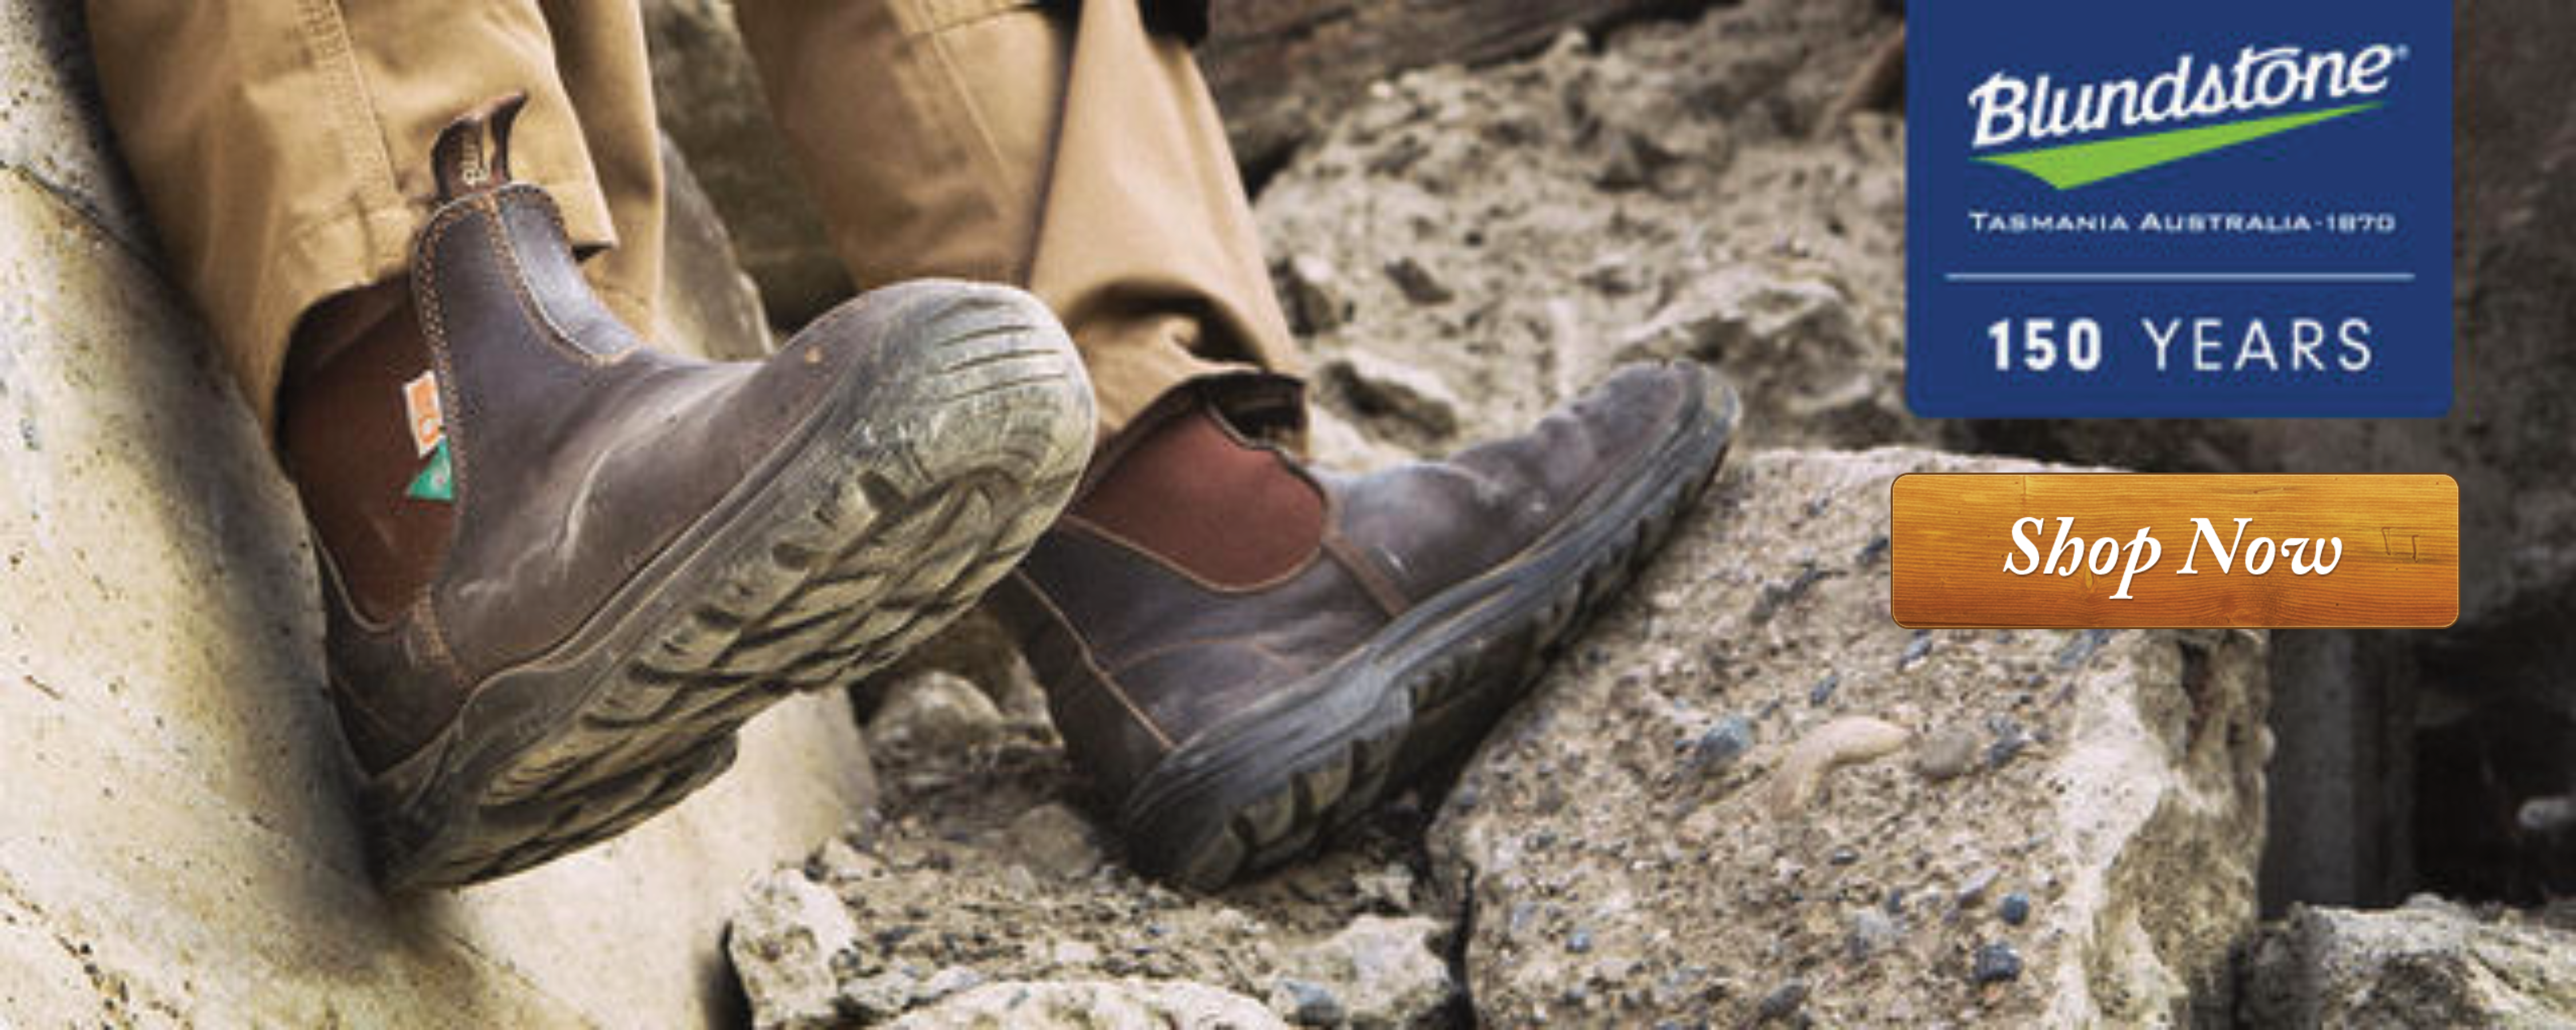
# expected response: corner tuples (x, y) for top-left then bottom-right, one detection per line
(2395, 45), (2411, 60)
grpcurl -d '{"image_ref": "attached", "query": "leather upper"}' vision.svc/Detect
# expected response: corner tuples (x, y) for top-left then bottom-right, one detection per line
(999, 365), (1699, 800)
(323, 111), (882, 774)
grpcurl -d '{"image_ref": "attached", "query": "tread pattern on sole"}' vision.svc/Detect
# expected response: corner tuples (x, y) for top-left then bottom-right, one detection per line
(377, 297), (1092, 890)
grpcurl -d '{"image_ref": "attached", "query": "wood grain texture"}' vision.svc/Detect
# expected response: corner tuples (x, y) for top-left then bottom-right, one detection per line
(1891, 474), (2458, 628)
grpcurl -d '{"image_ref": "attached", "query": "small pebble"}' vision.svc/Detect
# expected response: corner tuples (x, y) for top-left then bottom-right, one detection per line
(1756, 979), (1809, 1022)
(1568, 926), (1594, 954)
(1913, 726), (1981, 782)
(1972, 942), (2024, 984)
(1384, 255), (1455, 304)
(1829, 846), (1859, 866)
(2000, 892), (2032, 925)
(1767, 716), (1911, 815)
(1276, 978), (1347, 1026)
(1808, 672), (1841, 707)
(1848, 909), (1901, 959)
(1985, 716), (2030, 768)
(1898, 631), (1934, 670)
(1277, 253), (1349, 334)
(1957, 867), (2000, 908)
(1749, 563), (1831, 624)
(918, 966), (985, 1003)
(1689, 716), (1755, 771)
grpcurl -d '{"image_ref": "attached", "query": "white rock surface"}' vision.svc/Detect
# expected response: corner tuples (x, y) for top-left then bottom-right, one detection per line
(1270, 915), (1456, 1028)
(729, 869), (867, 1029)
(1431, 449), (2271, 1027)
(890, 978), (1285, 1029)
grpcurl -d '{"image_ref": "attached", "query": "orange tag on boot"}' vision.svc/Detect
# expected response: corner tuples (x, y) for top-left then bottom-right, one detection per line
(403, 370), (445, 457)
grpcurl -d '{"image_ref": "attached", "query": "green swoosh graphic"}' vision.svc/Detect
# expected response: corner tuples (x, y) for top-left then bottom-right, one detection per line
(1977, 102), (2381, 190)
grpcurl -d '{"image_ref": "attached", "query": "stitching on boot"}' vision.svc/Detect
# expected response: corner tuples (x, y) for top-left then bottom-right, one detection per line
(482, 187), (619, 368)
(405, 203), (476, 623)
(1010, 570), (1179, 752)
(412, 197), (504, 667)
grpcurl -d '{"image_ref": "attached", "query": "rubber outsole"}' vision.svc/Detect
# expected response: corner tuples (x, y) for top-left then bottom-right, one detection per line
(1120, 366), (1742, 890)
(365, 286), (1095, 891)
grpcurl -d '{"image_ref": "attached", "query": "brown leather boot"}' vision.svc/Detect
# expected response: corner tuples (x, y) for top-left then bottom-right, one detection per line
(309, 98), (1095, 889)
(995, 363), (1737, 888)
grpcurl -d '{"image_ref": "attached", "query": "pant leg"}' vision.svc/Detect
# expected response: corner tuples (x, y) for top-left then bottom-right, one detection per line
(736, 0), (1300, 434)
(85, 0), (665, 431)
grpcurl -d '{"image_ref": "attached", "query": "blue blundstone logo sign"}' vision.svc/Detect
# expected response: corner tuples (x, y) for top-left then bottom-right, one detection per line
(1907, 3), (2452, 418)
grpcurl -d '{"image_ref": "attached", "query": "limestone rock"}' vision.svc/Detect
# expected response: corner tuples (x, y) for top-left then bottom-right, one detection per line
(643, 0), (852, 326)
(1315, 351), (1464, 449)
(1199, 0), (1709, 174)
(1253, 0), (1918, 454)
(730, 869), (866, 1030)
(867, 670), (1010, 756)
(1614, 267), (1906, 450)
(860, 605), (1046, 722)
(1004, 802), (1107, 881)
(1430, 449), (2271, 1027)
(890, 978), (1285, 1029)
(0, 1), (147, 252)
(722, 750), (1449, 1025)
(2241, 898), (2576, 1028)
(1305, 405), (1413, 475)
(1275, 253), (1352, 336)
(1270, 915), (1456, 1028)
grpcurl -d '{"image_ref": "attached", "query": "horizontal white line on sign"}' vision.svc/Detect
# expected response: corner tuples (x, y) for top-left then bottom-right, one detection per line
(1942, 272), (2419, 283)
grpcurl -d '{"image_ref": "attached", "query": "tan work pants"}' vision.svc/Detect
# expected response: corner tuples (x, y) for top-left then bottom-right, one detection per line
(85, 0), (1298, 435)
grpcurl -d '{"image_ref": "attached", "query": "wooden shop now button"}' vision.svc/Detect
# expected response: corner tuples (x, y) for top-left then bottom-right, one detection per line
(1890, 474), (2458, 629)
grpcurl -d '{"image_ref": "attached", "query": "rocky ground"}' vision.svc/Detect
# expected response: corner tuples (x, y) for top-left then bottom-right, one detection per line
(720, 0), (2576, 1024)
(730, 660), (1461, 1027)
(1259, 1), (1919, 461)
(3, 0), (2569, 1024)
(721, 2), (2290, 1025)
(2240, 898), (2576, 1027)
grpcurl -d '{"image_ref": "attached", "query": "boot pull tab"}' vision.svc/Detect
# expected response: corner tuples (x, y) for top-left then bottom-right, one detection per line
(432, 93), (528, 202)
